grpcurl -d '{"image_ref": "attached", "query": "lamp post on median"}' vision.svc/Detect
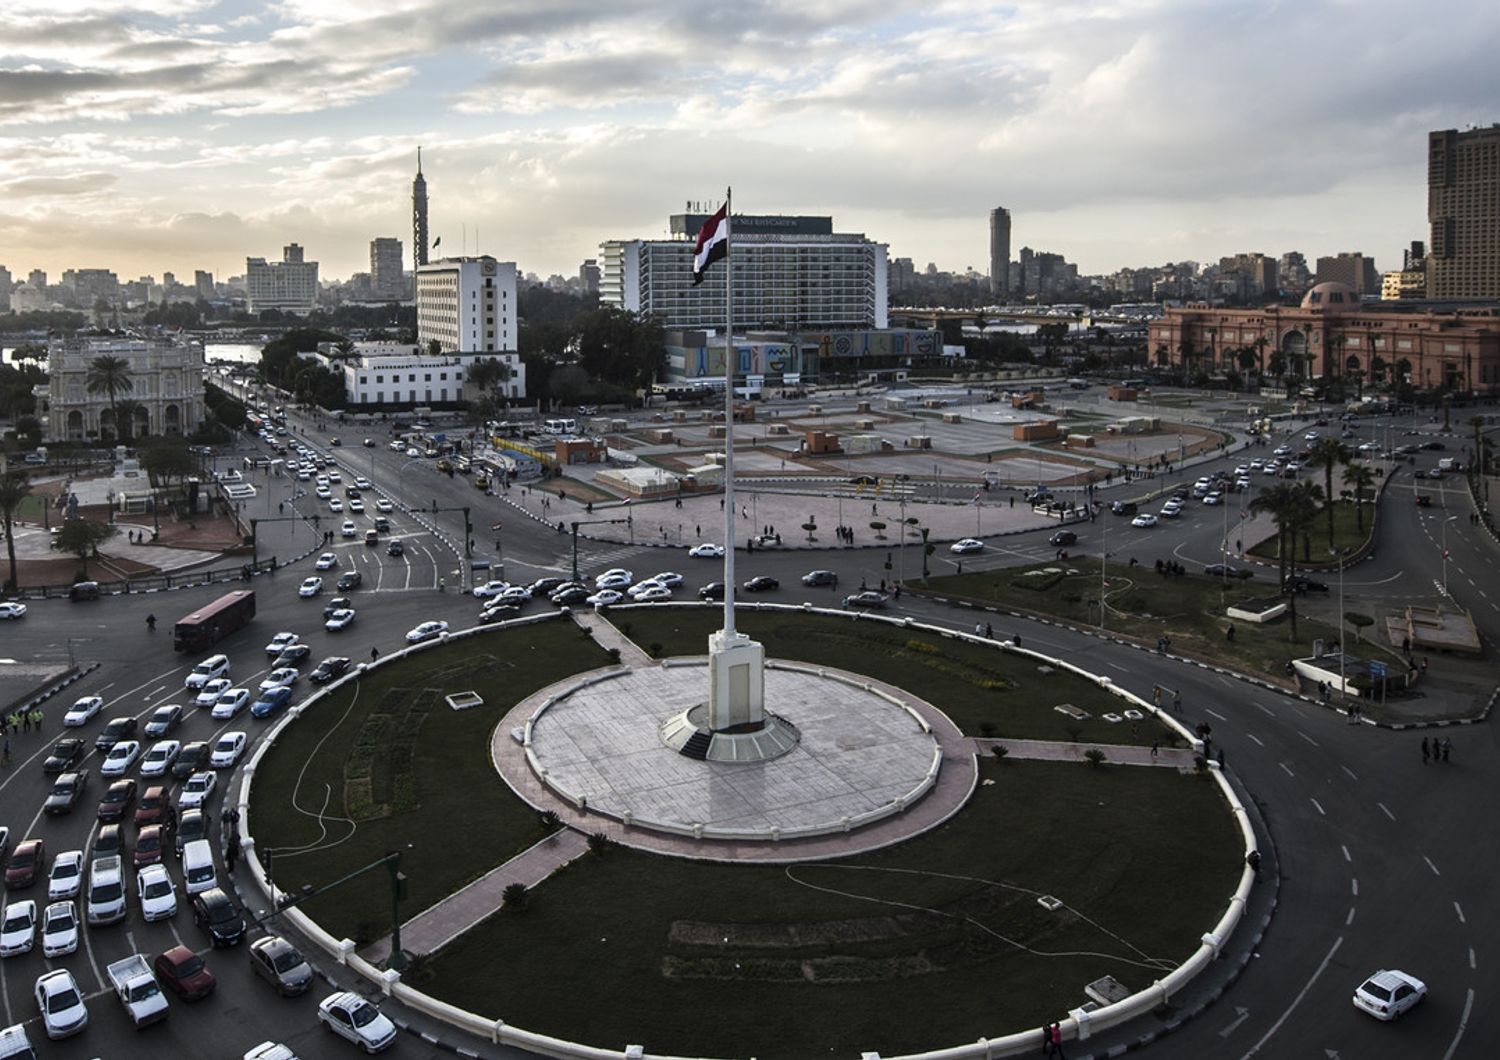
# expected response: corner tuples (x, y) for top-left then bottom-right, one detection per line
(1441, 515), (1458, 595)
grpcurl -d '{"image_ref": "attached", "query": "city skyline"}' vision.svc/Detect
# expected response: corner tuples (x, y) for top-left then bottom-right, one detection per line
(2, 0), (1497, 284)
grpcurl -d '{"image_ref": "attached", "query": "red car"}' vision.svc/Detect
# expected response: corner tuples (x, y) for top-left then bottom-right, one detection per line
(97, 778), (137, 823)
(134, 785), (174, 830)
(154, 944), (217, 1001)
(4, 838), (44, 889)
(133, 824), (171, 869)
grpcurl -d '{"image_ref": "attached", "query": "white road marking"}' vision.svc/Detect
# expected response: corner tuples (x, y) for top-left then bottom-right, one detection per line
(1256, 703), (1274, 717)
(1206, 708), (1228, 721)
(1310, 797), (1325, 816)
(1378, 802), (1396, 822)
(1454, 901), (1466, 924)
(1238, 935), (1343, 1059)
(1440, 987), (1475, 1060)
(1247, 733), (1264, 746)
(1341, 845), (1351, 862)
(1298, 731), (1318, 747)
(1424, 855), (1441, 876)
(1351, 878), (1359, 896)
(1469, 948), (1476, 969)
(1279, 762), (1295, 778)
(1341, 765), (1358, 782)
(1345, 907), (1356, 926)
(145, 684), (167, 700)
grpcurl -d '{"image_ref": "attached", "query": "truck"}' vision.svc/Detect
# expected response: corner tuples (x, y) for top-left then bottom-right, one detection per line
(106, 954), (170, 1028)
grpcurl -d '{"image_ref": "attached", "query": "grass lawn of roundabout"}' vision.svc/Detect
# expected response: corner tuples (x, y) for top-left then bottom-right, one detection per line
(249, 609), (1244, 1057)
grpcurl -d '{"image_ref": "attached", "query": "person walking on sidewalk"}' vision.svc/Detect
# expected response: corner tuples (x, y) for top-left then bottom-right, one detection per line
(1421, 736), (1430, 764)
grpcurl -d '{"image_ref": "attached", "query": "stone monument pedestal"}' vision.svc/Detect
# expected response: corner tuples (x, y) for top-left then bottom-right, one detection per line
(659, 628), (800, 763)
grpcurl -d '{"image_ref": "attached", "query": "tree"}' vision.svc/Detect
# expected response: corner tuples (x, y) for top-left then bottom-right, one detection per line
(0, 470), (33, 591)
(1472, 415), (1490, 476)
(140, 439), (197, 492)
(54, 518), (117, 578)
(467, 357), (512, 395)
(1250, 481), (1322, 639)
(1343, 462), (1377, 532)
(86, 354), (134, 442)
(1308, 437), (1349, 550)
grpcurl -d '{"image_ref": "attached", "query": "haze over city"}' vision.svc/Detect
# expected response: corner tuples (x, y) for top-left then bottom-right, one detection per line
(3, 0), (1498, 282)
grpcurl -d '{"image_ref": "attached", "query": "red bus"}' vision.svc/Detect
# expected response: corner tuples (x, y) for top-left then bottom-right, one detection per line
(173, 590), (256, 652)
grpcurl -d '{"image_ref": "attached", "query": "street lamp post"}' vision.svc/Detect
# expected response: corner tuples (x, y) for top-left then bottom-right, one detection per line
(1441, 515), (1458, 595)
(1331, 546), (1349, 701)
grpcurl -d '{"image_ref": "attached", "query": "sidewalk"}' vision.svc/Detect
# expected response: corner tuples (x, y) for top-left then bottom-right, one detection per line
(974, 736), (1199, 769)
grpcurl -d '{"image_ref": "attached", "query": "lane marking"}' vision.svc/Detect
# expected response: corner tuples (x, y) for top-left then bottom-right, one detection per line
(1469, 948), (1476, 970)
(1310, 797), (1325, 816)
(1238, 935), (1343, 1059)
(1351, 878), (1359, 896)
(1440, 987), (1474, 1060)
(1298, 731), (1319, 747)
(1454, 901), (1466, 925)
(1247, 733), (1264, 747)
(1280, 762), (1295, 778)
(1256, 703), (1274, 717)
(1341, 765), (1358, 782)
(1206, 708), (1228, 721)
(1378, 802), (1396, 822)
(1341, 845), (1351, 862)
(1424, 855), (1441, 876)
(1345, 907), (1356, 926)
(145, 684), (166, 700)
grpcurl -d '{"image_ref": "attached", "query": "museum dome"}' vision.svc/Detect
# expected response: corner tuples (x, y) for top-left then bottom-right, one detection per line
(1300, 282), (1362, 310)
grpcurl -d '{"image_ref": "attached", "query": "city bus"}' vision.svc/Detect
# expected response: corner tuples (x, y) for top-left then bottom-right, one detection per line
(173, 590), (256, 653)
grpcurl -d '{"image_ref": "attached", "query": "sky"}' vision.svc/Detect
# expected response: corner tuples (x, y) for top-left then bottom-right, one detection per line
(2, 0), (1498, 287)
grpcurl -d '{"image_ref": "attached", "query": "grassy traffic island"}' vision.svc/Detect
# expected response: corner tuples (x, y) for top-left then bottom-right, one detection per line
(249, 610), (1244, 1057)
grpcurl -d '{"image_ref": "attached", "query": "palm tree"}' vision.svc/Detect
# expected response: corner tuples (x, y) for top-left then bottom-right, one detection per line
(86, 354), (135, 443)
(0, 470), (33, 592)
(1343, 462), (1377, 532)
(1250, 481), (1323, 639)
(1308, 437), (1349, 550)
(1252, 335), (1269, 378)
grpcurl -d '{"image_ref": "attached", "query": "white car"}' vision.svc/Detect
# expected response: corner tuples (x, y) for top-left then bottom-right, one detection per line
(209, 731), (248, 769)
(315, 485), (332, 500)
(1160, 500), (1184, 518)
(340, 520), (357, 538)
(405, 620), (449, 644)
(0, 900), (37, 957)
(0, 602), (26, 619)
(472, 579), (511, 599)
(1273, 445), (1293, 457)
(594, 572), (632, 591)
(627, 579), (666, 599)
(327, 471), (342, 483)
(184, 654), (230, 689)
(100, 740), (142, 778)
(328, 498), (344, 513)
(586, 589), (624, 607)
(650, 571), (684, 588)
(688, 543), (724, 558)
(34, 968), (89, 1039)
(318, 991), (398, 1053)
(1353, 969), (1427, 1021)
(1202, 492), (1223, 506)
(348, 498), (365, 513)
(136, 864), (179, 922)
(259, 668), (299, 693)
(632, 585), (673, 603)
(62, 696), (104, 727)
(48, 851), (85, 901)
(298, 576), (324, 597)
(497, 585), (532, 603)
(1233, 464), (1250, 476)
(140, 740), (181, 778)
(177, 771), (218, 811)
(406, 446), (420, 457)
(212, 687), (252, 720)
(325, 608), (356, 632)
(1131, 513), (1159, 528)
(265, 631), (299, 657)
(315, 552), (338, 570)
(375, 498), (393, 513)
(40, 901), (79, 957)
(950, 538), (985, 555)
(355, 477), (372, 490)
(195, 677), (233, 708)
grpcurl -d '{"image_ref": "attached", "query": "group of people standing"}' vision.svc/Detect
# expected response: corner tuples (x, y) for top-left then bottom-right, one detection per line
(1421, 736), (1453, 764)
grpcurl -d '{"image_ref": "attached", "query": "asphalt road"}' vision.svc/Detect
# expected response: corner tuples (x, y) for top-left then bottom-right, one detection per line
(2, 398), (1496, 1058)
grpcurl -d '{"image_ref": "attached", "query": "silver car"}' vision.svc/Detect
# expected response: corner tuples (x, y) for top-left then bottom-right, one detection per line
(249, 935), (314, 996)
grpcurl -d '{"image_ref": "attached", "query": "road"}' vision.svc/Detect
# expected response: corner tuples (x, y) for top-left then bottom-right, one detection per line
(1, 396), (1495, 1057)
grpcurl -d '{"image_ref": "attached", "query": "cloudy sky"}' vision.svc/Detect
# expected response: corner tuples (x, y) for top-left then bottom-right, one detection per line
(2, 0), (1497, 287)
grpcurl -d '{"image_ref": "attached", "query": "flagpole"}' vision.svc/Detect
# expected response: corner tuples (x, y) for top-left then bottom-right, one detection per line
(722, 186), (736, 635)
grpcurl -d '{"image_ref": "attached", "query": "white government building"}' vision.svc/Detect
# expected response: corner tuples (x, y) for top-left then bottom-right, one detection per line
(41, 336), (207, 442)
(337, 255), (524, 407)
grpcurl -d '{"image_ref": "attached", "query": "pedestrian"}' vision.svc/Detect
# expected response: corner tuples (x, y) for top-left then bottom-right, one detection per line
(1421, 736), (1430, 763)
(892, 584), (900, 599)
(1225, 623), (1235, 643)
(985, 622), (993, 639)
(1040, 1025), (1053, 1057)
(371, 646), (380, 663)
(1420, 657), (1428, 675)
(1012, 633), (1022, 648)
(2, 737), (9, 765)
(975, 623), (984, 636)
(696, 525), (701, 537)
(1172, 691), (1182, 712)
(1216, 747), (1225, 769)
(30, 710), (42, 732)
(1442, 736), (1451, 763)
(1050, 1022), (1065, 1059)
(1152, 686), (1162, 706)
(1150, 740), (1159, 759)
(21, 712), (30, 733)
(872, 502), (878, 515)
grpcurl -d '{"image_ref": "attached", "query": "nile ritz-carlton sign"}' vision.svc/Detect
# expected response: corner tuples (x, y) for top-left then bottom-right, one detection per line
(1148, 282), (1500, 393)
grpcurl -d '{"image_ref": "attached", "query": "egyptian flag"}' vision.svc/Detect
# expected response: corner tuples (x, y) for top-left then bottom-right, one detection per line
(692, 203), (728, 285)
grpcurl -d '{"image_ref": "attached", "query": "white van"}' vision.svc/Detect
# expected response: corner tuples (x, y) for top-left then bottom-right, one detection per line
(182, 839), (217, 895)
(86, 856), (127, 925)
(542, 418), (577, 435)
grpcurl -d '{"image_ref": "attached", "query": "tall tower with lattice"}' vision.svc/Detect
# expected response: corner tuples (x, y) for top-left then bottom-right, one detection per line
(412, 148), (429, 268)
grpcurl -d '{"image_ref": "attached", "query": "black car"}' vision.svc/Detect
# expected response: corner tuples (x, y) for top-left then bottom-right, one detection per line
(322, 597), (353, 619)
(801, 570), (839, 587)
(1283, 576), (1330, 594)
(176, 809), (209, 855)
(68, 581), (100, 601)
(698, 582), (726, 600)
(193, 887), (246, 947)
(173, 741), (211, 780)
(843, 590), (888, 609)
(849, 474), (879, 486)
(336, 571), (363, 591)
(144, 704), (184, 738)
(1048, 530), (1078, 547)
(742, 576), (779, 592)
(479, 600), (522, 623)
(531, 577), (567, 596)
(309, 657), (352, 685)
(549, 585), (590, 606)
(387, 539), (404, 557)
(1421, 440), (1446, 451)
(1110, 500), (1138, 515)
(1203, 564), (1240, 578)
(275, 644), (313, 667)
(1025, 490), (1053, 504)
(45, 770), (89, 814)
(43, 738), (86, 775)
(372, 517), (390, 532)
(94, 717), (138, 753)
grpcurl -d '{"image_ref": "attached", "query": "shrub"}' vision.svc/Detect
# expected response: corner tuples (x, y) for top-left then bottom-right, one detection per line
(990, 744), (1009, 761)
(502, 882), (529, 911)
(606, 647), (622, 664)
(1084, 748), (1106, 767)
(648, 642), (664, 658)
(537, 809), (560, 832)
(587, 832), (614, 855)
